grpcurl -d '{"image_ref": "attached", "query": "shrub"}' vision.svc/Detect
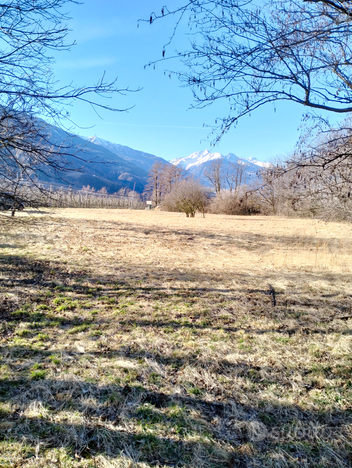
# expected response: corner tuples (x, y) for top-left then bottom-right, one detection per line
(161, 179), (211, 217)
(209, 190), (262, 215)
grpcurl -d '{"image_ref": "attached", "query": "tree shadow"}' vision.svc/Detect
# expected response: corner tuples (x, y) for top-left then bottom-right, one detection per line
(0, 252), (351, 466)
(0, 375), (351, 467)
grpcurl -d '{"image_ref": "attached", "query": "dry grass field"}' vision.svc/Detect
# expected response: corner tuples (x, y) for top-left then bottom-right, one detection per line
(0, 209), (352, 467)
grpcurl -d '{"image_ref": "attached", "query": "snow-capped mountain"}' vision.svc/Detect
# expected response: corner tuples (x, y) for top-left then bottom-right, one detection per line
(171, 150), (271, 186)
(171, 150), (270, 170)
(242, 156), (272, 168)
(172, 150), (223, 171)
(87, 136), (171, 172)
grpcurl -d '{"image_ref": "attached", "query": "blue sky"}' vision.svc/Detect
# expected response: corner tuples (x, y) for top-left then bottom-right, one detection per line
(52, 0), (307, 163)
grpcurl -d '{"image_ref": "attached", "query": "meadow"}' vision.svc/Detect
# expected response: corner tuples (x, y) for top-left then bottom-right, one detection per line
(0, 209), (351, 467)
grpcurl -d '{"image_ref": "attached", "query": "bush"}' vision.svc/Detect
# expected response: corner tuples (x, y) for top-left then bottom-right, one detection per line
(209, 191), (263, 215)
(161, 179), (211, 217)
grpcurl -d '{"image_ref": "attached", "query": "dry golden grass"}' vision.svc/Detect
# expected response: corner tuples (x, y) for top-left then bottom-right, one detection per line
(0, 209), (351, 467)
(44, 208), (352, 271)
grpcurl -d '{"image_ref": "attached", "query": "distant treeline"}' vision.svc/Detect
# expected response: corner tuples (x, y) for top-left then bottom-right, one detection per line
(46, 185), (144, 209)
(0, 182), (145, 212)
(144, 153), (352, 221)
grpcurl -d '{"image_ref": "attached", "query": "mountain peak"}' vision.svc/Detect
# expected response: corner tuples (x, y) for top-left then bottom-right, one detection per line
(171, 150), (224, 171)
(171, 150), (270, 186)
(86, 136), (171, 172)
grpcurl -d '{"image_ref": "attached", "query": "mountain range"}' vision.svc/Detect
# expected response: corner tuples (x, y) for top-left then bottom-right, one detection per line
(29, 121), (270, 193)
(33, 126), (170, 193)
(171, 150), (271, 186)
(87, 136), (170, 172)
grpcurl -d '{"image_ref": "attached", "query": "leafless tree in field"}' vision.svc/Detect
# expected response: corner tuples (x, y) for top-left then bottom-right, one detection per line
(144, 162), (184, 205)
(225, 162), (244, 195)
(204, 158), (245, 195)
(144, 162), (166, 206)
(204, 159), (223, 195)
(161, 164), (184, 195)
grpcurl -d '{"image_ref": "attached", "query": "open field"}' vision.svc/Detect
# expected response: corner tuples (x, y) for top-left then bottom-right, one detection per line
(0, 209), (352, 467)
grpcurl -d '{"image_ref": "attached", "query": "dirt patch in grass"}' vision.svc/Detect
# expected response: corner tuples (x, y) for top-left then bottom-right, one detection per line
(0, 210), (351, 467)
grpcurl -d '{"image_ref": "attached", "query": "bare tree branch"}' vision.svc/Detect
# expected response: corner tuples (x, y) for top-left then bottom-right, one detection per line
(0, 0), (134, 214)
(146, 0), (352, 140)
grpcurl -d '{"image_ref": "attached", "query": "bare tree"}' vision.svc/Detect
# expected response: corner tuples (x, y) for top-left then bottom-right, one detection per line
(97, 187), (108, 195)
(146, 0), (352, 140)
(144, 162), (165, 206)
(292, 117), (352, 170)
(287, 121), (352, 219)
(256, 122), (352, 220)
(225, 162), (244, 194)
(161, 164), (184, 195)
(128, 190), (141, 201)
(204, 159), (223, 194)
(0, 0), (131, 213)
(144, 162), (185, 205)
(255, 167), (287, 215)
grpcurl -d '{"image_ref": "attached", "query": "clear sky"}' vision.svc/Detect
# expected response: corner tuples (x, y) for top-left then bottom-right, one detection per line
(51, 0), (308, 163)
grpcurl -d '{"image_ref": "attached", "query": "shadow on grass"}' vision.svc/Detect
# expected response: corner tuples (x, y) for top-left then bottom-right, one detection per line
(0, 375), (351, 467)
(0, 253), (351, 466)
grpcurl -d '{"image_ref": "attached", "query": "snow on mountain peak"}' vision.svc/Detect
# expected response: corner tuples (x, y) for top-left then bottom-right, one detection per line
(170, 149), (271, 186)
(241, 156), (272, 168)
(171, 150), (224, 170)
(171, 150), (270, 170)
